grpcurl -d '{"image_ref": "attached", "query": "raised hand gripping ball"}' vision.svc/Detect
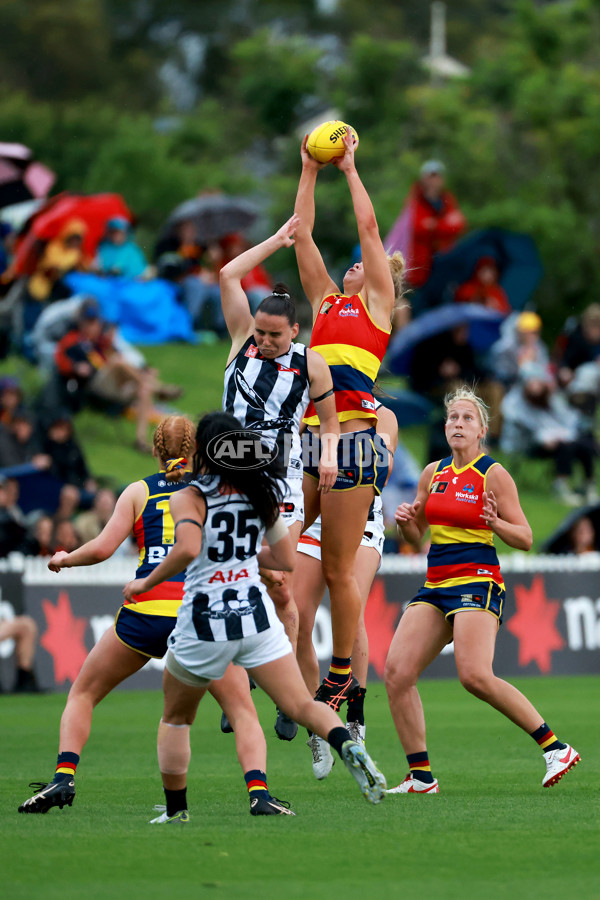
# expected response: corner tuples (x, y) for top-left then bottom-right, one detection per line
(306, 120), (359, 164)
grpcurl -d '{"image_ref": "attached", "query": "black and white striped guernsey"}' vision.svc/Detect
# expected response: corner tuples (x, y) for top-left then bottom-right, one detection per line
(223, 336), (310, 477)
(174, 475), (280, 642)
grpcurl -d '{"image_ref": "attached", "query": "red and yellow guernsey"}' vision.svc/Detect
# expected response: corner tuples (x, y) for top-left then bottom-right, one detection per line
(303, 292), (391, 426)
(425, 453), (504, 589)
(126, 472), (189, 616)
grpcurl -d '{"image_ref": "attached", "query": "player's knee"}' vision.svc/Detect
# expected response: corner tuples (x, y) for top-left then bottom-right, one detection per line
(268, 580), (292, 609)
(384, 656), (416, 695)
(459, 669), (492, 699)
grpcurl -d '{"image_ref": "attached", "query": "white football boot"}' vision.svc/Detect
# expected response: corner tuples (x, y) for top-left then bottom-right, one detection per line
(387, 773), (439, 794)
(542, 744), (580, 788)
(307, 733), (335, 780)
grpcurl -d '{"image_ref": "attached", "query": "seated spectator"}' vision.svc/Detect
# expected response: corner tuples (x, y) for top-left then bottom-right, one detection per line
(0, 375), (24, 427)
(0, 609), (40, 693)
(0, 408), (51, 471)
(42, 411), (96, 496)
(26, 219), (89, 306)
(490, 311), (550, 389)
(566, 355), (600, 434)
(50, 301), (167, 450)
(557, 302), (600, 387)
(500, 364), (597, 505)
(0, 474), (27, 554)
(567, 515), (599, 555)
(4, 476), (27, 527)
(95, 217), (149, 279)
(454, 256), (512, 315)
(52, 518), (81, 553)
(20, 513), (54, 557)
(74, 487), (116, 543)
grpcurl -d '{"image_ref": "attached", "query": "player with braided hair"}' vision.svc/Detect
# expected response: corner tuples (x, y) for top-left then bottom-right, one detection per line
(19, 416), (291, 817)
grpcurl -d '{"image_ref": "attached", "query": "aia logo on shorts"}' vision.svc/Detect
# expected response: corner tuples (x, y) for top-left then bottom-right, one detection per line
(280, 502), (295, 513)
(431, 481), (448, 494)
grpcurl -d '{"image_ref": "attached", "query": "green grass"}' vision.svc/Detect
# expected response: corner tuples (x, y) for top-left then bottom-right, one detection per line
(0, 343), (583, 546)
(1, 677), (597, 899)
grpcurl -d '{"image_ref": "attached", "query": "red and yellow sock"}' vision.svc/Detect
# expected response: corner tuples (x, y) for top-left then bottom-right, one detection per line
(327, 656), (352, 686)
(52, 751), (79, 784)
(407, 751), (434, 785)
(245, 769), (269, 797)
(530, 723), (565, 753)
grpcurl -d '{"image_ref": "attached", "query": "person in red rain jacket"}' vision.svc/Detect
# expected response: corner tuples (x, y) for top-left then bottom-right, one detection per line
(454, 256), (512, 315)
(407, 160), (466, 290)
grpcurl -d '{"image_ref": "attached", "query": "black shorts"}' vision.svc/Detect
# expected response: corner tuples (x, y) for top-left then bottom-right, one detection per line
(304, 427), (389, 493)
(114, 606), (176, 659)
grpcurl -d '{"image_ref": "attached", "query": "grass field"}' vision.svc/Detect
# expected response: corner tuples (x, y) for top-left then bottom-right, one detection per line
(2, 676), (597, 900)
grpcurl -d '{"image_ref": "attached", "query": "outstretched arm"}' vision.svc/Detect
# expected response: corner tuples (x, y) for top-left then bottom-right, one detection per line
(334, 132), (394, 329)
(47, 482), (143, 572)
(293, 137), (339, 314)
(220, 216), (300, 361)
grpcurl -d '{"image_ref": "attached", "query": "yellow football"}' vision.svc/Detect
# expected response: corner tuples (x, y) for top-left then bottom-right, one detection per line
(306, 120), (359, 164)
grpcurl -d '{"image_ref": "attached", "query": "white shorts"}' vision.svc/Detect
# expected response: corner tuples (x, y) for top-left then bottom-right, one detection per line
(298, 504), (385, 562)
(279, 475), (304, 528)
(166, 619), (292, 684)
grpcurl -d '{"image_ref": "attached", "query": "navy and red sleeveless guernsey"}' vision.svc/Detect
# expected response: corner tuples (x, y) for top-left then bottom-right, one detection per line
(303, 292), (391, 426)
(425, 453), (504, 589)
(127, 472), (190, 616)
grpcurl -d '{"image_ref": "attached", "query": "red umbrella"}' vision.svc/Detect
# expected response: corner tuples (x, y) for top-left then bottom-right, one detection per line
(14, 192), (133, 275)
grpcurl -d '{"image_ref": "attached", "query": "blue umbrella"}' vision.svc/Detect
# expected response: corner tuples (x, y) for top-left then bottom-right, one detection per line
(418, 227), (543, 311)
(387, 303), (505, 376)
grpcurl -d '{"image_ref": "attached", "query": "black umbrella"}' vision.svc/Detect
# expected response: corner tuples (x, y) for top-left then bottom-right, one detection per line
(540, 502), (600, 554)
(0, 142), (55, 209)
(419, 227), (543, 311)
(387, 303), (505, 376)
(163, 194), (258, 244)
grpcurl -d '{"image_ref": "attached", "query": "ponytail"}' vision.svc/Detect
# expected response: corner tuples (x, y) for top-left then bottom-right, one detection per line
(153, 415), (195, 481)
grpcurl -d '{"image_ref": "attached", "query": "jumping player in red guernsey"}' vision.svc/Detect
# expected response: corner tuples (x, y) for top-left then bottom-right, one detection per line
(384, 387), (580, 794)
(293, 127), (406, 715)
(19, 417), (292, 818)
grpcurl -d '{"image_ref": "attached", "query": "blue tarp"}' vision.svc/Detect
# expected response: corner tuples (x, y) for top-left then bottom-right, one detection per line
(64, 273), (195, 345)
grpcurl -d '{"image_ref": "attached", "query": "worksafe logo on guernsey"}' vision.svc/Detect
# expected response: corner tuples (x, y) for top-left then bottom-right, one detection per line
(207, 430), (279, 471)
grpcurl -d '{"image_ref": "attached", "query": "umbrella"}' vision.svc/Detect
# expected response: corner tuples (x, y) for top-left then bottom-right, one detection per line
(418, 227), (543, 312)
(13, 192), (133, 275)
(163, 194), (258, 244)
(387, 303), (505, 376)
(0, 142), (55, 209)
(539, 503), (600, 554)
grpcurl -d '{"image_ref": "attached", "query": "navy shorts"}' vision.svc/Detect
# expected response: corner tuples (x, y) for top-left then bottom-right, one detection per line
(114, 606), (176, 659)
(407, 581), (505, 625)
(303, 427), (389, 493)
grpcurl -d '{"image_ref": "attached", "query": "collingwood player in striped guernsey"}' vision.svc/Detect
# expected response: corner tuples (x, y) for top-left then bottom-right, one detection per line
(123, 411), (387, 821)
(219, 214), (339, 741)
